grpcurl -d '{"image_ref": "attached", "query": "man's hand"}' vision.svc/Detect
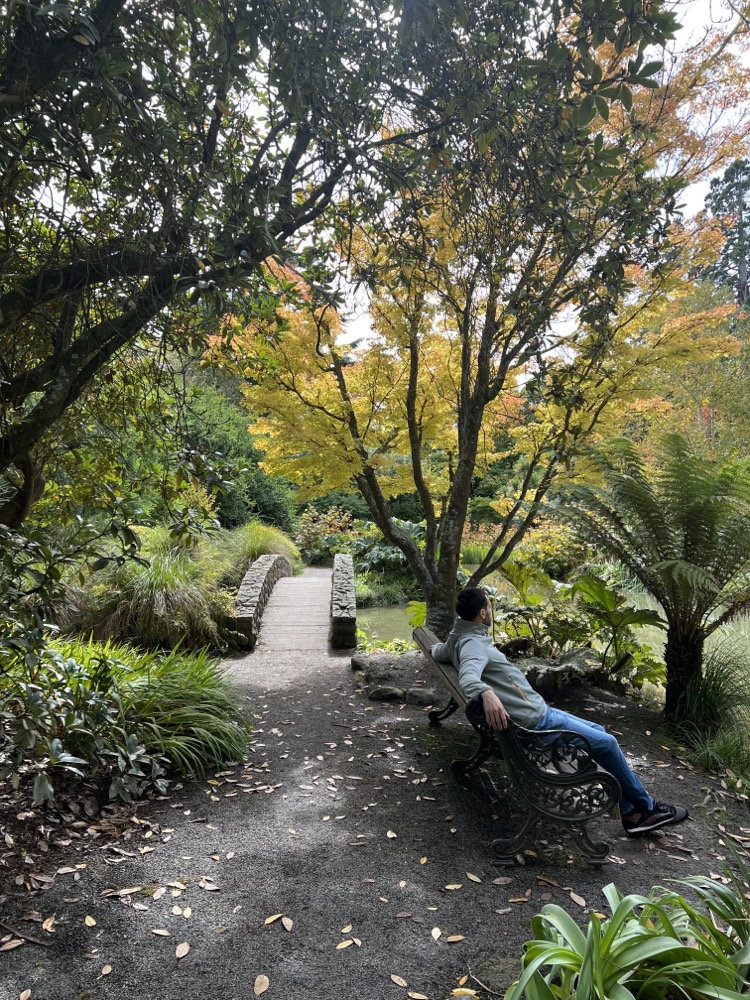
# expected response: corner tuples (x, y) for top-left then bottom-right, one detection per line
(481, 689), (510, 730)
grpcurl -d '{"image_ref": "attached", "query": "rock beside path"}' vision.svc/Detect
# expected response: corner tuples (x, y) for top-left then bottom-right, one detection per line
(351, 650), (439, 705)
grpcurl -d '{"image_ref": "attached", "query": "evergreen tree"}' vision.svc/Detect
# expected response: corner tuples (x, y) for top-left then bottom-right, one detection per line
(706, 159), (750, 306)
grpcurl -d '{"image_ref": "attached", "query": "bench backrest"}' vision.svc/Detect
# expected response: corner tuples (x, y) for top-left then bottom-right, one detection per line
(412, 626), (467, 708)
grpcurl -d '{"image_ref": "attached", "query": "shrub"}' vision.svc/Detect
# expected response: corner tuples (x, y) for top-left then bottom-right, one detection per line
(61, 639), (250, 777)
(59, 640), (250, 778)
(507, 872), (750, 1000)
(205, 522), (301, 590)
(69, 544), (239, 650)
(64, 521), (299, 650)
(295, 506), (355, 564)
(490, 572), (666, 689)
(680, 631), (750, 783)
(354, 570), (405, 607)
(0, 645), (168, 804)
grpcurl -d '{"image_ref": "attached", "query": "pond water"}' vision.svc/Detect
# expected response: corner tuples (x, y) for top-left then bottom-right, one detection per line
(357, 605), (413, 644)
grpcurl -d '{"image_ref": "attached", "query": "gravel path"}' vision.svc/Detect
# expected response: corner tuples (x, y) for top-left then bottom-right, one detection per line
(2, 570), (748, 1000)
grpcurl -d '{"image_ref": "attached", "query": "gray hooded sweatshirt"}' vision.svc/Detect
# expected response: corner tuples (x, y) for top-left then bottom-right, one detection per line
(431, 618), (547, 729)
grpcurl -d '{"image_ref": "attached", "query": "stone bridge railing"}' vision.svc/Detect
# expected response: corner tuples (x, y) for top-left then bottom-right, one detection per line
(329, 553), (357, 649)
(235, 553), (293, 650)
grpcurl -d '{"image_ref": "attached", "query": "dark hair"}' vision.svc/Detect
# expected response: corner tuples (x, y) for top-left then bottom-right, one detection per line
(455, 587), (488, 621)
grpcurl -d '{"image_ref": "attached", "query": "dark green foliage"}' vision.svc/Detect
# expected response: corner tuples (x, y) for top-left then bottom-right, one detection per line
(0, 646), (169, 804)
(705, 158), (750, 305)
(680, 633), (750, 781)
(303, 492), (371, 521)
(183, 375), (296, 532)
(0, 638), (251, 803)
(63, 640), (251, 778)
(491, 569), (666, 689)
(559, 435), (750, 717)
(354, 571), (415, 608)
(0, 518), (141, 674)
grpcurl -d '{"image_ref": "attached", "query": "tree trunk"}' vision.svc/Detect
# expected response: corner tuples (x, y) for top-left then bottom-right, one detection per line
(663, 626), (704, 720)
(424, 587), (455, 639)
(0, 456), (45, 528)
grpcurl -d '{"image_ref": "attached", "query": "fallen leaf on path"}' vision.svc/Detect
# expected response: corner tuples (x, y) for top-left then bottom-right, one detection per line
(387, 830), (397, 839)
(336, 939), (353, 949)
(282, 917), (293, 931)
(42, 916), (55, 933)
(352, 937), (361, 946)
(101, 965), (112, 976)
(396, 912), (412, 918)
(151, 929), (170, 936)
(452, 991), (479, 997)
(153, 887), (166, 900)
(492, 877), (512, 885)
(183, 908), (192, 919)
(466, 873), (481, 883)
(569, 891), (586, 907)
(264, 913), (283, 925)
(20, 991), (31, 1000)
(446, 935), (465, 943)
(84, 916), (96, 927)
(420, 857), (428, 865)
(444, 884), (462, 891)
(254, 974), (270, 995)
(431, 927), (441, 941)
(408, 993), (429, 999)
(391, 974), (408, 987)
(341, 923), (352, 933)
(0, 939), (24, 951)
(175, 942), (190, 959)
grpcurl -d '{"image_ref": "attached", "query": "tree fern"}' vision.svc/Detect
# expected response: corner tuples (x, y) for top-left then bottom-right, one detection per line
(558, 435), (750, 719)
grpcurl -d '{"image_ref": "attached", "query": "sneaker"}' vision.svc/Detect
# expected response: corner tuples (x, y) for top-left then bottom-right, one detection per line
(622, 801), (689, 835)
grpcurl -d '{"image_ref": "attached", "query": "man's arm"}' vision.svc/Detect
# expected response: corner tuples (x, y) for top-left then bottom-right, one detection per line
(458, 639), (510, 731)
(430, 640), (452, 663)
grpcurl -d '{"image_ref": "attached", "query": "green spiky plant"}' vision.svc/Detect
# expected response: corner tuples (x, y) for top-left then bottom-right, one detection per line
(506, 869), (750, 1000)
(558, 436), (750, 719)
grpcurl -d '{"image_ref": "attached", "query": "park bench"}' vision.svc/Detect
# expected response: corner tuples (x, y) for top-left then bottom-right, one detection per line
(413, 626), (621, 864)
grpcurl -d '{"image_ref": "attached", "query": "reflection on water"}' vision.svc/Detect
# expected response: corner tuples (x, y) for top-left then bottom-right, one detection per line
(357, 605), (413, 643)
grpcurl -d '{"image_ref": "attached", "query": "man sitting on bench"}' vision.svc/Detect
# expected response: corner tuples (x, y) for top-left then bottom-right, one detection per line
(431, 587), (688, 836)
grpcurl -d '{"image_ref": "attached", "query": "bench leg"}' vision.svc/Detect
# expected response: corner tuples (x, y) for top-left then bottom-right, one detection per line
(491, 814), (536, 864)
(450, 731), (494, 778)
(572, 822), (610, 865)
(428, 696), (459, 727)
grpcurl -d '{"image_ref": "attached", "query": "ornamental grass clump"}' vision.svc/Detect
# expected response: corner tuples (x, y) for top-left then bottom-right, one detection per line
(66, 521), (299, 650)
(506, 874), (750, 1000)
(59, 639), (251, 778)
(205, 521), (301, 590)
(70, 545), (236, 650)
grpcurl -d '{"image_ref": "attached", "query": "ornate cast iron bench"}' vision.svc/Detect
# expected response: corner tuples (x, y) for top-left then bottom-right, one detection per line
(413, 626), (621, 864)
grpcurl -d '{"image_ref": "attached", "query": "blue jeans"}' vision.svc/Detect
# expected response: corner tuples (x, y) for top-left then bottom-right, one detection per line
(533, 706), (653, 815)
